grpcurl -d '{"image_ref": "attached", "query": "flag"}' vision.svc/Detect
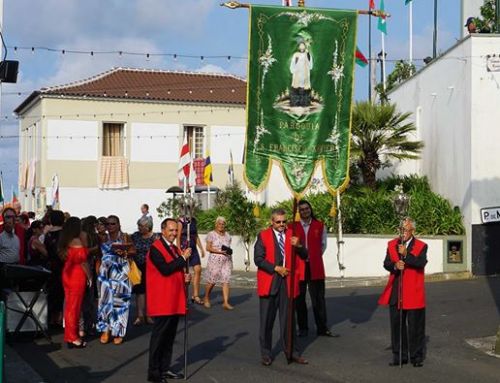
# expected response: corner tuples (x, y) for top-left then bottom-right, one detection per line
(355, 47), (368, 67)
(51, 174), (59, 208)
(378, 0), (387, 34)
(203, 154), (213, 185)
(178, 133), (192, 182)
(405, 0), (412, 4)
(0, 172), (4, 204)
(369, 0), (375, 9)
(188, 160), (196, 191)
(245, 6), (357, 194)
(282, 0), (292, 6)
(228, 150), (234, 185)
(11, 188), (18, 205)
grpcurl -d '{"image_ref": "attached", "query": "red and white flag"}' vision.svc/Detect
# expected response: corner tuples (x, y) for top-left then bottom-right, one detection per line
(178, 133), (192, 182)
(282, 0), (292, 6)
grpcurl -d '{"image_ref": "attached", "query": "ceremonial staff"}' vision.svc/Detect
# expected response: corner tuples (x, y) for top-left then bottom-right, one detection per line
(393, 185), (410, 369)
(182, 193), (193, 380)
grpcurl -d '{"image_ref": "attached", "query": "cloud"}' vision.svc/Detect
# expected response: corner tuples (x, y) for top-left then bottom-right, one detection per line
(195, 63), (227, 74)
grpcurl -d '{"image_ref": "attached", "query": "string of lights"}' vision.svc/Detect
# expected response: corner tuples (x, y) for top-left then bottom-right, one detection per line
(0, 132), (246, 140)
(7, 44), (489, 63)
(0, 105), (245, 121)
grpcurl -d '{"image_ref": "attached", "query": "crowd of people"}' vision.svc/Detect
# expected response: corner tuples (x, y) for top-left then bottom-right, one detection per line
(0, 199), (428, 382)
(0, 203), (235, 350)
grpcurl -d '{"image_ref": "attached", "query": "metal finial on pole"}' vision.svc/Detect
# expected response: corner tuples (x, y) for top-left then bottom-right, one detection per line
(298, 0), (305, 7)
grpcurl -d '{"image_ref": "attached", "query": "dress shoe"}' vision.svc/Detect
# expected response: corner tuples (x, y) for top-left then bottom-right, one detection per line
(292, 356), (309, 365)
(297, 329), (308, 337)
(317, 330), (339, 338)
(100, 331), (110, 344)
(389, 360), (408, 366)
(261, 356), (273, 366)
(412, 361), (424, 368)
(67, 341), (87, 349)
(162, 370), (184, 379)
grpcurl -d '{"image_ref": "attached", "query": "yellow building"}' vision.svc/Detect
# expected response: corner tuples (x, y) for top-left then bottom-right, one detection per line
(15, 67), (246, 231)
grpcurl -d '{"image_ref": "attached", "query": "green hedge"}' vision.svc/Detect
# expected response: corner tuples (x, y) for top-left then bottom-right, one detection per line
(194, 175), (465, 236)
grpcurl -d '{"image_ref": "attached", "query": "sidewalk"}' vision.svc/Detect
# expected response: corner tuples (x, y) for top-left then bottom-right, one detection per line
(230, 270), (473, 289)
(4, 343), (44, 383)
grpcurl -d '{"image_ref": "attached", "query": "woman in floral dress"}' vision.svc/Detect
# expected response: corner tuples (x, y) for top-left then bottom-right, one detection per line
(203, 216), (233, 310)
(97, 215), (136, 345)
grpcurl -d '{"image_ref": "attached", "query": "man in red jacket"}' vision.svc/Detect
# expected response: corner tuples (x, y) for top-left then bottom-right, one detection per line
(378, 218), (427, 368)
(293, 200), (337, 338)
(146, 218), (191, 383)
(254, 208), (308, 366)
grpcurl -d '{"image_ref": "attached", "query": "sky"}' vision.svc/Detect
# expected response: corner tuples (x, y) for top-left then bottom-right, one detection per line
(0, 0), (463, 200)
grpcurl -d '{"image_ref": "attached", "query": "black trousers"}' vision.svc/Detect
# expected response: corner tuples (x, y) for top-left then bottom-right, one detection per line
(295, 264), (328, 333)
(389, 305), (426, 363)
(148, 315), (180, 380)
(259, 280), (298, 358)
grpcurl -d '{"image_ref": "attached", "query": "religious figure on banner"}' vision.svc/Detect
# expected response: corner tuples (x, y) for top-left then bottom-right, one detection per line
(290, 41), (313, 107)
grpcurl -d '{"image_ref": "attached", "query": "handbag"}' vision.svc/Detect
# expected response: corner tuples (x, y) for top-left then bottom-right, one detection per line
(128, 259), (142, 286)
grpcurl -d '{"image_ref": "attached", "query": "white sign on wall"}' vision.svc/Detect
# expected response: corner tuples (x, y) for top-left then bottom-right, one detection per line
(486, 55), (500, 72)
(480, 206), (500, 223)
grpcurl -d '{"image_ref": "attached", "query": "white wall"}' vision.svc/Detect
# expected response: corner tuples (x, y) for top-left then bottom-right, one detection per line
(469, 36), (500, 225)
(130, 123), (180, 163)
(46, 120), (98, 161)
(210, 125), (245, 164)
(57, 187), (171, 233)
(197, 234), (445, 278)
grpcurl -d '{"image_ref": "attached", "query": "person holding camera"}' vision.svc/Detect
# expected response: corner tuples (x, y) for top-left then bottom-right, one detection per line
(203, 216), (234, 310)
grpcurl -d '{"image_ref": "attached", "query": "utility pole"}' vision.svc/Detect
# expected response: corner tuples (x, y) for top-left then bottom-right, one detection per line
(496, 0), (500, 33)
(433, 0), (438, 58)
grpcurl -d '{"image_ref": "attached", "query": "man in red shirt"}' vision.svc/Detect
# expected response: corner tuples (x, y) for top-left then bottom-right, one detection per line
(379, 218), (427, 368)
(293, 200), (337, 338)
(146, 218), (191, 383)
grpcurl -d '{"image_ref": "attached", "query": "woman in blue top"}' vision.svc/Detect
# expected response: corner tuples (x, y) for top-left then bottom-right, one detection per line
(177, 215), (205, 305)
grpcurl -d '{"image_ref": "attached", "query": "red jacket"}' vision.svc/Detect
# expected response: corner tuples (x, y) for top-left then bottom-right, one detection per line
(290, 220), (326, 281)
(378, 238), (427, 310)
(146, 239), (186, 316)
(256, 227), (301, 298)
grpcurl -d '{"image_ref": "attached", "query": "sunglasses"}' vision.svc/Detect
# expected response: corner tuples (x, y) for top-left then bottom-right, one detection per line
(106, 222), (117, 226)
(274, 220), (287, 224)
(4, 215), (16, 219)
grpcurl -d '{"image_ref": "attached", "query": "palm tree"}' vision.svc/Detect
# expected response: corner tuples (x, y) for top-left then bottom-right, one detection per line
(351, 101), (424, 189)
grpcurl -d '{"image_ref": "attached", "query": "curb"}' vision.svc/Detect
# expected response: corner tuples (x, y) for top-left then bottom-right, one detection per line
(230, 271), (474, 289)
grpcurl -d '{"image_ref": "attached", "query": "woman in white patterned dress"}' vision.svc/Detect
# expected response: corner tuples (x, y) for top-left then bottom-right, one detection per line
(202, 217), (233, 310)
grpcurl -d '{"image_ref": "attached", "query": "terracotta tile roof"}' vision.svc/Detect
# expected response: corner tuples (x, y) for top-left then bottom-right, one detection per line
(15, 67), (246, 114)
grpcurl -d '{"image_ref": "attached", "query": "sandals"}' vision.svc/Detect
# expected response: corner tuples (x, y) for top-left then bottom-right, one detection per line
(133, 317), (145, 326)
(100, 331), (110, 344)
(191, 296), (204, 305)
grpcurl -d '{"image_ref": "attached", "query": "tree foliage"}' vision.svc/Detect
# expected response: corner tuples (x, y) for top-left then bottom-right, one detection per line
(351, 101), (424, 189)
(376, 60), (416, 103)
(475, 0), (496, 33)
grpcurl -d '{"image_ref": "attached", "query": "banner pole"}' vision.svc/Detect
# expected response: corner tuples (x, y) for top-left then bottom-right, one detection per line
(286, 197), (298, 363)
(220, 2), (391, 18)
(336, 190), (345, 279)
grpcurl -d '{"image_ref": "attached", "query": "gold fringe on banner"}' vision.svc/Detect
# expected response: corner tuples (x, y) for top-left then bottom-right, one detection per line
(253, 204), (260, 218)
(329, 200), (337, 217)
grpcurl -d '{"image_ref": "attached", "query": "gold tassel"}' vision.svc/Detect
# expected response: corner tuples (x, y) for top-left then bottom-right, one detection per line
(253, 204), (260, 218)
(329, 200), (337, 217)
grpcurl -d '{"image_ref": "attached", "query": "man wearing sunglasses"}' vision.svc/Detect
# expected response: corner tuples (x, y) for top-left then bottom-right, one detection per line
(254, 208), (308, 367)
(0, 207), (21, 265)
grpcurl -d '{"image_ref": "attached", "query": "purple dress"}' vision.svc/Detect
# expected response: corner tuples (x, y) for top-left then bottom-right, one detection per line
(204, 231), (232, 285)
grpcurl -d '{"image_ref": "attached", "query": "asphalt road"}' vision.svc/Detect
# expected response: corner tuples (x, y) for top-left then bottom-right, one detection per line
(9, 277), (500, 383)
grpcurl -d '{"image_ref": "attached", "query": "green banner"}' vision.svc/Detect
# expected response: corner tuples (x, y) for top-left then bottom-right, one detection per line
(244, 6), (357, 196)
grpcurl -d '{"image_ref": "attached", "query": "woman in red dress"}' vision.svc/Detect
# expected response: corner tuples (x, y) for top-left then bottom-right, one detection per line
(58, 217), (91, 348)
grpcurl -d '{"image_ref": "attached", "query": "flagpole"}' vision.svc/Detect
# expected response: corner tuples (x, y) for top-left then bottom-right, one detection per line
(381, 32), (386, 92)
(409, 1), (413, 64)
(368, 9), (372, 101)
